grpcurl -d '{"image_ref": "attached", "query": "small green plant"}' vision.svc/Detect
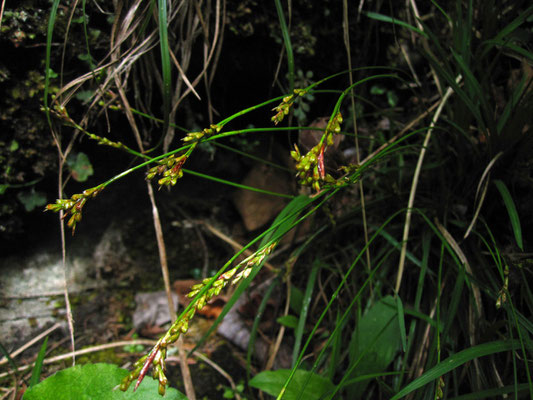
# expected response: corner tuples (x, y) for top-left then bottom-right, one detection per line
(370, 84), (399, 107)
(123, 334), (146, 354)
(220, 381), (247, 400)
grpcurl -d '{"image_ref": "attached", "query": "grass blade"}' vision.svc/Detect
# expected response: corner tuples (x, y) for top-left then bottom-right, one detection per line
(493, 179), (523, 250)
(364, 12), (428, 38)
(448, 383), (531, 400)
(29, 336), (49, 387)
(189, 195), (316, 354)
(44, 0), (61, 128)
(292, 259), (320, 367)
(487, 5), (533, 49)
(183, 168), (294, 199)
(274, 0), (294, 92)
(157, 0), (171, 143)
(247, 278), (278, 381)
(0, 341), (18, 376)
(396, 295), (407, 353)
(327, 311), (343, 381)
(391, 340), (524, 399)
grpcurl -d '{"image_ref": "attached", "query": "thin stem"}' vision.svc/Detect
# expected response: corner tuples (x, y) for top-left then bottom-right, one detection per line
(342, 0), (372, 286)
(395, 78), (459, 294)
(58, 156), (75, 366)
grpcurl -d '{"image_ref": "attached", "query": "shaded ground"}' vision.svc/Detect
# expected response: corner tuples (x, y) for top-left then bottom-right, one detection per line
(0, 154), (273, 398)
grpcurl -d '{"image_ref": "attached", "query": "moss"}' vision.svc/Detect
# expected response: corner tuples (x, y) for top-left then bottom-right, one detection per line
(76, 348), (122, 366)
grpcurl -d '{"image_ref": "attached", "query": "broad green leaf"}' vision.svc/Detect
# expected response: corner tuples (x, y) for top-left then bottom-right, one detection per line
(23, 363), (186, 400)
(249, 369), (333, 400)
(67, 152), (94, 182)
(347, 295), (402, 398)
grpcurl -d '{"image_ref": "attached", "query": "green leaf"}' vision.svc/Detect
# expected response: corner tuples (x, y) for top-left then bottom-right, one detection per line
(277, 315), (299, 329)
(292, 260), (321, 367)
(248, 279), (279, 376)
(75, 90), (94, 104)
(46, 68), (58, 79)
(17, 189), (47, 212)
(23, 363), (187, 399)
(29, 337), (48, 387)
(396, 296), (407, 353)
(364, 12), (428, 38)
(448, 383), (531, 400)
(44, 0), (60, 129)
(9, 140), (19, 151)
(289, 287), (304, 314)
(77, 53), (92, 62)
(387, 90), (398, 107)
(347, 295), (402, 398)
(493, 179), (523, 250)
(0, 341), (18, 376)
(391, 340), (524, 399)
(72, 15), (88, 24)
(370, 85), (386, 95)
(157, 0), (171, 143)
(249, 369), (333, 400)
(67, 152), (94, 182)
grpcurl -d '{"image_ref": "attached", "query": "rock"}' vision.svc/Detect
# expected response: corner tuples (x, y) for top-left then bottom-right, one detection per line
(132, 291), (179, 331)
(233, 164), (293, 231)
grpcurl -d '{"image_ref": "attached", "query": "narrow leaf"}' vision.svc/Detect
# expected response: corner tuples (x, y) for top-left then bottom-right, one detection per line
(396, 296), (407, 352)
(29, 337), (48, 387)
(391, 340), (523, 399)
(157, 0), (171, 143)
(494, 179), (523, 250)
(0, 342), (17, 376)
(364, 12), (428, 38)
(292, 260), (320, 366)
(448, 383), (531, 400)
(44, 0), (61, 128)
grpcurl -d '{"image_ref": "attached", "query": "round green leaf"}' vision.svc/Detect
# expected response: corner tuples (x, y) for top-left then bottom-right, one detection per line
(17, 189), (47, 212)
(67, 153), (94, 182)
(23, 363), (187, 400)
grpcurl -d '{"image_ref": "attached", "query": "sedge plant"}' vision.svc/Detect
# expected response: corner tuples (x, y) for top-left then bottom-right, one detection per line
(14, 0), (533, 399)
